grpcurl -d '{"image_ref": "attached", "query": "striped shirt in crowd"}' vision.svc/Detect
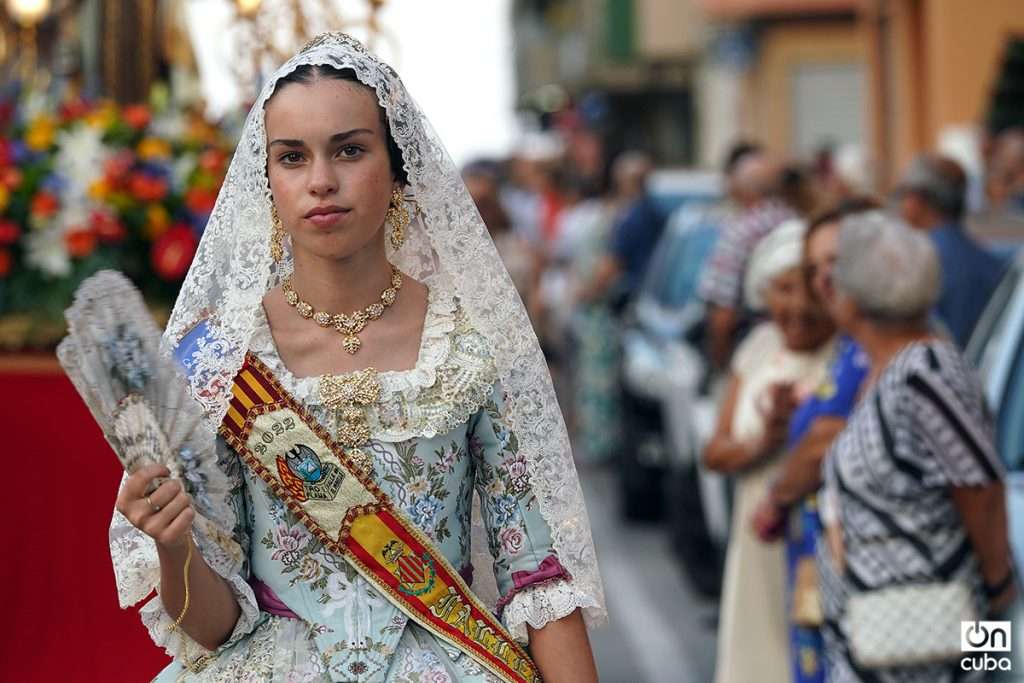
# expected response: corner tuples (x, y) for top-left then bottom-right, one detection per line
(697, 198), (796, 309)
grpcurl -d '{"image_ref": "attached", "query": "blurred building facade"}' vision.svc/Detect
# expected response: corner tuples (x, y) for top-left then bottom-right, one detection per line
(512, 0), (1024, 196)
(699, 0), (1024, 190)
(511, 0), (709, 166)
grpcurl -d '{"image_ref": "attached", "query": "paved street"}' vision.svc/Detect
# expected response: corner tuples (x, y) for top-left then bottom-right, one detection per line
(579, 466), (719, 683)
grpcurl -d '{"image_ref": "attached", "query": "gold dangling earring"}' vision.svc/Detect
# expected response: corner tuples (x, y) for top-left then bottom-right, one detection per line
(270, 204), (285, 262)
(386, 187), (410, 250)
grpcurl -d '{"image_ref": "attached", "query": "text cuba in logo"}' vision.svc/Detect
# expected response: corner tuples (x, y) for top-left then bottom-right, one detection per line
(961, 621), (1012, 673)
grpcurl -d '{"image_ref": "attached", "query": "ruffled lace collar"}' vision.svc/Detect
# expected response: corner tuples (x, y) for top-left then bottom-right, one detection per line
(250, 284), (458, 405)
(248, 284), (498, 441)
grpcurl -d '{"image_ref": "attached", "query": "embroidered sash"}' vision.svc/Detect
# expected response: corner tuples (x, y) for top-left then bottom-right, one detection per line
(219, 354), (541, 683)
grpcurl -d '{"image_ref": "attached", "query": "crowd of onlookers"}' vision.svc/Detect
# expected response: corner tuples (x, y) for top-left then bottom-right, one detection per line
(464, 125), (1024, 683)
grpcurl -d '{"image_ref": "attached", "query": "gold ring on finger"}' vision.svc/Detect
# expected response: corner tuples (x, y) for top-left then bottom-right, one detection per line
(146, 495), (161, 513)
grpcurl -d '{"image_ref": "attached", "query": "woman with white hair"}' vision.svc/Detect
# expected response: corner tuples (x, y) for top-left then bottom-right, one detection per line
(704, 219), (836, 683)
(817, 211), (1015, 682)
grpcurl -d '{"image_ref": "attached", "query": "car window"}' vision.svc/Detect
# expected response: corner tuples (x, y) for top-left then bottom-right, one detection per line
(998, 330), (1024, 472)
(967, 263), (1021, 371)
(660, 226), (717, 307)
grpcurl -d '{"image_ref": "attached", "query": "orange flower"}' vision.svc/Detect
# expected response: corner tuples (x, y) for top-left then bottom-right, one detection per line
(64, 228), (97, 259)
(0, 249), (10, 277)
(144, 204), (171, 240)
(122, 104), (152, 130)
(30, 192), (59, 219)
(137, 137), (172, 160)
(88, 177), (111, 200)
(25, 115), (57, 151)
(0, 184), (8, 213)
(1, 167), (22, 190)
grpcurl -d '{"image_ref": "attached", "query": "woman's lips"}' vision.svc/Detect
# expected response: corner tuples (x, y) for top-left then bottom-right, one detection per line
(304, 209), (351, 228)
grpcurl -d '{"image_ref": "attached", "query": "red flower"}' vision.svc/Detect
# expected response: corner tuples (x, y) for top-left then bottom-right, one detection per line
(122, 104), (151, 130)
(198, 148), (227, 173)
(90, 211), (126, 243)
(59, 98), (91, 122)
(0, 139), (11, 167)
(185, 186), (217, 214)
(151, 225), (197, 280)
(0, 249), (10, 277)
(65, 228), (98, 259)
(30, 192), (59, 218)
(128, 173), (168, 202)
(104, 151), (135, 182)
(0, 219), (20, 245)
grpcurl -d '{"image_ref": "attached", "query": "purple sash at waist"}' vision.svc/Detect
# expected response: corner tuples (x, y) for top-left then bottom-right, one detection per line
(249, 577), (300, 620)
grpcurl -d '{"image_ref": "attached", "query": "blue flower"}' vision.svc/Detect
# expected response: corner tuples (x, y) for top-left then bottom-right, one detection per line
(410, 495), (442, 533)
(40, 172), (66, 194)
(491, 495), (521, 528)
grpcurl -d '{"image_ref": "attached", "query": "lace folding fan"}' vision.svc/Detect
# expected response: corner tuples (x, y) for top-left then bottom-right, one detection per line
(57, 270), (235, 535)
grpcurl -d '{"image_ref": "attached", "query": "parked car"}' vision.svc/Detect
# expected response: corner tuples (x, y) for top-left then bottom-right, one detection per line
(617, 192), (729, 594)
(967, 249), (1024, 570)
(966, 248), (1024, 673)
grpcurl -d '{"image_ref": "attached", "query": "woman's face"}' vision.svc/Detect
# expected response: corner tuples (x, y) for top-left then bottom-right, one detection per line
(763, 265), (835, 351)
(265, 77), (395, 263)
(805, 221), (841, 316)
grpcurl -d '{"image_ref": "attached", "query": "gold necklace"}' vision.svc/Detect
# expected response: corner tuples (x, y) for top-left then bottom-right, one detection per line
(283, 266), (403, 354)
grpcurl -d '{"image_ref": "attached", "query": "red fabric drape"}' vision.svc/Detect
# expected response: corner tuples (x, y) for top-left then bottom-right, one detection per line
(1, 357), (169, 681)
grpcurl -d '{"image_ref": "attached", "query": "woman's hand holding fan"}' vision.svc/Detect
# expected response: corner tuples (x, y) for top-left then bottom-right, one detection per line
(57, 270), (236, 550)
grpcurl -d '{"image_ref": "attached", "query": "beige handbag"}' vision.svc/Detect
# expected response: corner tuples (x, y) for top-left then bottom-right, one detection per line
(846, 581), (978, 668)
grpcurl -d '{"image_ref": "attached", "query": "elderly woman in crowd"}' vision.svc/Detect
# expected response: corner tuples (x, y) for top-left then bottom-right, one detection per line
(749, 196), (879, 683)
(704, 218), (837, 683)
(817, 211), (1015, 682)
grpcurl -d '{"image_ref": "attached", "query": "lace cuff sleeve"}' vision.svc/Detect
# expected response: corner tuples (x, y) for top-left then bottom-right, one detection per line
(501, 578), (603, 644)
(136, 521), (261, 663)
(108, 438), (261, 663)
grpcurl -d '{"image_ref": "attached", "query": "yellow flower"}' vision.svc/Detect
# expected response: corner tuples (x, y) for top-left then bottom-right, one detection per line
(25, 115), (57, 151)
(0, 185), (8, 213)
(137, 137), (172, 160)
(84, 102), (118, 130)
(144, 204), (171, 240)
(88, 178), (111, 201)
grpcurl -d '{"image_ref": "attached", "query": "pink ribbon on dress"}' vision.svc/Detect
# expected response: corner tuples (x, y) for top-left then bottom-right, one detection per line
(250, 577), (300, 620)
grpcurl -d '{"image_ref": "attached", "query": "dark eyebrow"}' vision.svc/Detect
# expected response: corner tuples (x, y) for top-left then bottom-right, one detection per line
(268, 129), (374, 149)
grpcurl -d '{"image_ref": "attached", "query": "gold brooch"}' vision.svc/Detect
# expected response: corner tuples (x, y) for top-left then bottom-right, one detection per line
(320, 370), (381, 454)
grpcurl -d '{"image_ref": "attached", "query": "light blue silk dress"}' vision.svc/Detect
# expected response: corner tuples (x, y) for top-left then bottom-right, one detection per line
(111, 288), (585, 682)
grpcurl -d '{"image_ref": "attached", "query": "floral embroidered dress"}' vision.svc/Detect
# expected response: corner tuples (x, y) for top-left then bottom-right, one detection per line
(112, 286), (589, 682)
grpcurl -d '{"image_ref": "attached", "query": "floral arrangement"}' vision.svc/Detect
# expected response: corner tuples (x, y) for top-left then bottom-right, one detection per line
(0, 91), (234, 349)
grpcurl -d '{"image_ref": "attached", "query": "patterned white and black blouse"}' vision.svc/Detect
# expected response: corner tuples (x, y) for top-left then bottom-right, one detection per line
(818, 340), (1004, 682)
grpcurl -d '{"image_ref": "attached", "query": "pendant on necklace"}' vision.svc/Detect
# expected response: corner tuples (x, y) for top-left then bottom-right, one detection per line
(342, 335), (362, 354)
